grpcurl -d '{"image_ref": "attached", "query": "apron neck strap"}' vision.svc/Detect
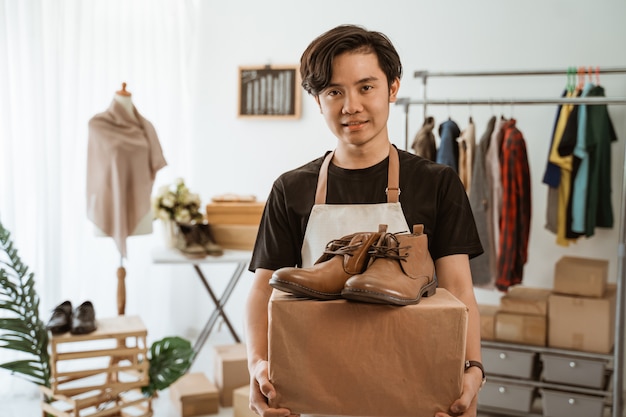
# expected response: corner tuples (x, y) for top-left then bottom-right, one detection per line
(315, 143), (400, 204)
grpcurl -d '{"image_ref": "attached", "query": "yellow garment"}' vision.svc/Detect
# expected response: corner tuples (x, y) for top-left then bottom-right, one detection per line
(548, 91), (575, 246)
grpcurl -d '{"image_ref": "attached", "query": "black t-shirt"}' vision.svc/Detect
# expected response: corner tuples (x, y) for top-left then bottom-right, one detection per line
(249, 146), (483, 272)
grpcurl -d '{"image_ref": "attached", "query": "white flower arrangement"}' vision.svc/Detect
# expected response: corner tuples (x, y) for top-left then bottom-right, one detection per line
(152, 178), (204, 223)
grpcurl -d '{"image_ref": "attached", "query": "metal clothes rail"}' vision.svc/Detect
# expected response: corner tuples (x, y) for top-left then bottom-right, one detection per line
(395, 67), (626, 417)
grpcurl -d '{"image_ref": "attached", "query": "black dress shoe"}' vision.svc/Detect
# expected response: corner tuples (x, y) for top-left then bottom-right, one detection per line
(71, 301), (97, 335)
(45, 300), (73, 334)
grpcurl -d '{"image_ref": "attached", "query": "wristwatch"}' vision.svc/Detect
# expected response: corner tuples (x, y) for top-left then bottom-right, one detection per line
(465, 360), (487, 388)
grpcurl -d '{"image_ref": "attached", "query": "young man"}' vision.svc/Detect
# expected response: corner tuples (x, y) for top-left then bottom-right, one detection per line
(245, 24), (484, 417)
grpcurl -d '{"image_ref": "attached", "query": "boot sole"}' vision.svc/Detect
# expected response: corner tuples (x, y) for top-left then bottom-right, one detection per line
(269, 277), (343, 300)
(341, 278), (437, 306)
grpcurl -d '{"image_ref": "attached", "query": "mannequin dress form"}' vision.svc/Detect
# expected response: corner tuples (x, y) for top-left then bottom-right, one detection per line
(87, 82), (167, 314)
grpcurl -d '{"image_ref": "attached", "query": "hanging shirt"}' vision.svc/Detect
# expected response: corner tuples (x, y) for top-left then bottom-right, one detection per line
(584, 85), (618, 236)
(544, 90), (576, 236)
(549, 90), (579, 246)
(436, 119), (460, 172)
(496, 119), (531, 291)
(571, 82), (595, 234)
(486, 117), (505, 256)
(87, 99), (167, 257)
(469, 116), (497, 288)
(457, 117), (476, 194)
(411, 116), (437, 161)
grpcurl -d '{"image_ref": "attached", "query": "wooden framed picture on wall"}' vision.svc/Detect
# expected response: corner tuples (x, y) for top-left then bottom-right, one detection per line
(238, 65), (301, 119)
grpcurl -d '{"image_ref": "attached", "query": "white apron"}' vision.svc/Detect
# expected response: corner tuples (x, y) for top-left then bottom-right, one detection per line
(300, 144), (409, 417)
(301, 144), (410, 268)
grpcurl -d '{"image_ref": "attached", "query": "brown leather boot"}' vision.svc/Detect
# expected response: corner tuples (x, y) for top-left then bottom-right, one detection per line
(341, 224), (436, 306)
(270, 225), (388, 300)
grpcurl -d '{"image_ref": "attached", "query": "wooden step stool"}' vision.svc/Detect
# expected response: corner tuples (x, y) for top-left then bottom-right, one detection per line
(40, 315), (152, 417)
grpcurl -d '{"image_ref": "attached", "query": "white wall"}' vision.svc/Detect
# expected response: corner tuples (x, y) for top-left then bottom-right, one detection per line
(105, 0), (626, 344)
(165, 0), (626, 309)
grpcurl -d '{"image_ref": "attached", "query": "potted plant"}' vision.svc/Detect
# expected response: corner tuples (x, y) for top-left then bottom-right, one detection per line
(0, 220), (194, 404)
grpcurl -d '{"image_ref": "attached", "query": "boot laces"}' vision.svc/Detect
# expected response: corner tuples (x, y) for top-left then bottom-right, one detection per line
(322, 238), (363, 258)
(369, 233), (409, 261)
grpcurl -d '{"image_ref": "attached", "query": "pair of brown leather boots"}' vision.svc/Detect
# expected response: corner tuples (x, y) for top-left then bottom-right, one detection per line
(270, 224), (436, 306)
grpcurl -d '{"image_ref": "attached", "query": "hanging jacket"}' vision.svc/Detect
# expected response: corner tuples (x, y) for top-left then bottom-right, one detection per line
(436, 119), (460, 172)
(411, 116), (437, 161)
(584, 85), (618, 235)
(469, 116), (497, 288)
(458, 117), (476, 194)
(496, 119), (531, 291)
(571, 82), (595, 234)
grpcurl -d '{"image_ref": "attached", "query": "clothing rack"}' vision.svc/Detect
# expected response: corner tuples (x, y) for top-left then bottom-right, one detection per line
(396, 67), (626, 417)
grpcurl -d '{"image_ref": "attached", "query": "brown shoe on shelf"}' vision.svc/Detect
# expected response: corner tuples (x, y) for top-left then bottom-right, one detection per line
(341, 224), (436, 306)
(269, 225), (388, 300)
(71, 301), (97, 335)
(195, 222), (224, 256)
(177, 222), (209, 258)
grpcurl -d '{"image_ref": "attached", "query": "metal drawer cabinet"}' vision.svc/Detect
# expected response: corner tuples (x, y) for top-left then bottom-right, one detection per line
(541, 353), (607, 389)
(541, 389), (605, 417)
(478, 380), (537, 412)
(482, 346), (539, 379)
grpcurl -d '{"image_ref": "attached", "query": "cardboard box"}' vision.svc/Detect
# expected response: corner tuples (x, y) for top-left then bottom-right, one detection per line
(210, 224), (259, 251)
(553, 256), (608, 298)
(268, 288), (468, 417)
(169, 372), (219, 417)
(205, 201), (265, 225)
(233, 385), (257, 417)
(213, 343), (249, 407)
(478, 304), (499, 341)
(495, 312), (547, 346)
(548, 285), (616, 353)
(500, 286), (552, 316)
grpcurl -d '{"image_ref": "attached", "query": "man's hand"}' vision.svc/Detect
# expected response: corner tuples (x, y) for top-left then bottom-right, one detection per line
(434, 366), (482, 417)
(249, 359), (298, 417)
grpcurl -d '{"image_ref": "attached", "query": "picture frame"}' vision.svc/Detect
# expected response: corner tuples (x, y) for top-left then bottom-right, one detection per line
(238, 65), (301, 119)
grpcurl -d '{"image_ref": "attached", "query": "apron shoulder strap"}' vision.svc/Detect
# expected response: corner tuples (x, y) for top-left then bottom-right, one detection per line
(314, 143), (400, 204)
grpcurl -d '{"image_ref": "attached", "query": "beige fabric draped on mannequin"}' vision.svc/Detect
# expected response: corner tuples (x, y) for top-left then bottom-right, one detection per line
(87, 99), (167, 257)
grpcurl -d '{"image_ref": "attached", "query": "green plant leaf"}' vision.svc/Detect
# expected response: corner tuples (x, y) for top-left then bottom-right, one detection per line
(0, 219), (51, 388)
(142, 336), (194, 397)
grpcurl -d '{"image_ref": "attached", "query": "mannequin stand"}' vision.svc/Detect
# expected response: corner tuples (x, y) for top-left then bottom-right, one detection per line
(117, 263), (126, 316)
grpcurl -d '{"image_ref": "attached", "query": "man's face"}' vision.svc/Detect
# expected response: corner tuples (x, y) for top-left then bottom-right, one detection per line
(315, 51), (399, 148)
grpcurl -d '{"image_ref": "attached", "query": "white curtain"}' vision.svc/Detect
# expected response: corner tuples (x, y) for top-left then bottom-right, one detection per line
(0, 0), (202, 398)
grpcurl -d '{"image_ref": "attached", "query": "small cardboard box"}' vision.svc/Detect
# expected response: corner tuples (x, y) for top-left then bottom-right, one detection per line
(210, 224), (259, 251)
(213, 343), (249, 407)
(169, 372), (219, 417)
(500, 286), (552, 316)
(478, 304), (499, 341)
(495, 312), (547, 346)
(548, 285), (616, 353)
(268, 288), (468, 417)
(233, 385), (257, 417)
(205, 201), (265, 225)
(553, 256), (608, 298)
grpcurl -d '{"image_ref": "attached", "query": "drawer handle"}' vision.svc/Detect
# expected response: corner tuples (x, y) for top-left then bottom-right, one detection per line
(569, 361), (577, 368)
(499, 352), (507, 360)
(498, 386), (507, 394)
(568, 398), (576, 405)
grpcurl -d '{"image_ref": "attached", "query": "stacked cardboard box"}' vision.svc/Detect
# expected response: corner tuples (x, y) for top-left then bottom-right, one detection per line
(205, 199), (265, 250)
(495, 286), (551, 346)
(268, 288), (469, 416)
(549, 256), (614, 353)
(169, 372), (219, 416)
(479, 256), (615, 354)
(213, 343), (249, 407)
(233, 385), (258, 417)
